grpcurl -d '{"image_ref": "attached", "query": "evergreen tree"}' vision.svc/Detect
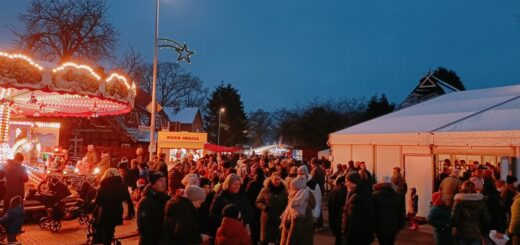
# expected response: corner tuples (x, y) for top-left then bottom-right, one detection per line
(204, 83), (248, 146)
(433, 67), (465, 91)
(364, 94), (395, 121)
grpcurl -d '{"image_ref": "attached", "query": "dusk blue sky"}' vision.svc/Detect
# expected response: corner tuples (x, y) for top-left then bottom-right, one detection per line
(1, 1), (520, 111)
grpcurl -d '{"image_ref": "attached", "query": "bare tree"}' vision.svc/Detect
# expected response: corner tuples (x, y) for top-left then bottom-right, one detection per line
(12, 0), (118, 62)
(139, 62), (207, 108)
(117, 46), (147, 85)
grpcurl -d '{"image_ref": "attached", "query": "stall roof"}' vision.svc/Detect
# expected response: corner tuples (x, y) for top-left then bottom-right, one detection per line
(332, 84), (520, 135)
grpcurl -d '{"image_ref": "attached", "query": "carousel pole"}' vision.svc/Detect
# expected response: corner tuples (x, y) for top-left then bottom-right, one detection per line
(149, 0), (160, 161)
(0, 100), (11, 165)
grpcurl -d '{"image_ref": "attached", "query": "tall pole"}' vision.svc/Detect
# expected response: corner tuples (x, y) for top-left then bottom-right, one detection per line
(149, 0), (160, 161)
(217, 110), (221, 146)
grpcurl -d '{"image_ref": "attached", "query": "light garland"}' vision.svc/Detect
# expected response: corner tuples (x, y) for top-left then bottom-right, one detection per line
(106, 73), (131, 89)
(0, 52), (44, 71)
(52, 62), (101, 80)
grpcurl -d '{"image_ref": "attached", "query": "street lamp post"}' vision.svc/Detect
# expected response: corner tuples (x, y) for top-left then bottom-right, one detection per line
(217, 107), (225, 146)
(149, 0), (160, 161)
(149, 0), (194, 161)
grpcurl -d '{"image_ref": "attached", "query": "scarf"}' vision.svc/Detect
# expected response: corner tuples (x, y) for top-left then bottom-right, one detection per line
(280, 187), (309, 225)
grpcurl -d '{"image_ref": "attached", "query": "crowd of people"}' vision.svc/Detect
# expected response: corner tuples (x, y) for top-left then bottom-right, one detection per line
(429, 159), (517, 245)
(4, 145), (520, 245)
(86, 146), (415, 245)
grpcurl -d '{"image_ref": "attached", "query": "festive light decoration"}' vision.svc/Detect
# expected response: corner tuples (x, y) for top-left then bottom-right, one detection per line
(8, 121), (61, 129)
(158, 38), (195, 64)
(106, 73), (131, 89)
(0, 52), (44, 70)
(52, 62), (101, 80)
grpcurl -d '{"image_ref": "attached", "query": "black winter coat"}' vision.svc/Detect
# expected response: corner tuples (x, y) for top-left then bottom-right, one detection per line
(94, 176), (133, 227)
(343, 184), (374, 245)
(137, 185), (169, 245)
(373, 183), (405, 236)
(210, 190), (252, 235)
(164, 197), (202, 245)
(328, 185), (347, 237)
(4, 160), (28, 199)
(482, 186), (507, 233)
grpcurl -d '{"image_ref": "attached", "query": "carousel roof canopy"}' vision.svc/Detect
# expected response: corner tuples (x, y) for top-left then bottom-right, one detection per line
(0, 51), (136, 118)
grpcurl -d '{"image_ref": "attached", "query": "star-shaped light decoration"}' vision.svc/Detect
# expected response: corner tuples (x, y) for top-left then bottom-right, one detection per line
(175, 44), (195, 64)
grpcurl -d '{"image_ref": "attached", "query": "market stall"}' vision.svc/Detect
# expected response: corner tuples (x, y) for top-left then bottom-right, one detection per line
(329, 84), (520, 217)
(157, 131), (207, 165)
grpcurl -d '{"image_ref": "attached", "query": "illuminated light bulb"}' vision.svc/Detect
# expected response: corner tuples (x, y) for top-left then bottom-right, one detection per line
(0, 52), (44, 70)
(106, 73), (131, 89)
(52, 62), (101, 80)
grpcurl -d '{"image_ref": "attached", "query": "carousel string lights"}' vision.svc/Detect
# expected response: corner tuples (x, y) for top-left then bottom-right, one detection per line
(0, 51), (136, 164)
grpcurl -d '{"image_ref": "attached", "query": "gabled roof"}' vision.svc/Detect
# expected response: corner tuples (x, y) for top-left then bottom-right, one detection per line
(332, 84), (520, 135)
(163, 107), (199, 124)
(398, 73), (461, 109)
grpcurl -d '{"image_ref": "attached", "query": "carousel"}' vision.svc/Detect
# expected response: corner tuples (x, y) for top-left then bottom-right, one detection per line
(0, 50), (136, 183)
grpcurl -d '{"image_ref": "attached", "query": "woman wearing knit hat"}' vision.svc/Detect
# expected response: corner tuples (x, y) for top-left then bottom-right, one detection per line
(280, 176), (316, 245)
(164, 184), (209, 244)
(209, 174), (252, 239)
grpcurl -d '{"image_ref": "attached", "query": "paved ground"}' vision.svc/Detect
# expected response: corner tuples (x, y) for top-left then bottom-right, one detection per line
(13, 214), (434, 245)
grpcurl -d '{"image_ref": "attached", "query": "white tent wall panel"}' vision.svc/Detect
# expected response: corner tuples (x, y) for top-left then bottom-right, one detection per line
(331, 144), (350, 167)
(433, 131), (520, 147)
(375, 145), (401, 181)
(329, 133), (432, 146)
(352, 145), (375, 174)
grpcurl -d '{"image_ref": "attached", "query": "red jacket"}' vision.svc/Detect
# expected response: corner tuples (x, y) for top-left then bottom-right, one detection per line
(215, 217), (251, 245)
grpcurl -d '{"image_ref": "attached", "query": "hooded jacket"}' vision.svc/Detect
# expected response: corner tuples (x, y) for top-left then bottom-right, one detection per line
(343, 184), (375, 245)
(451, 193), (491, 241)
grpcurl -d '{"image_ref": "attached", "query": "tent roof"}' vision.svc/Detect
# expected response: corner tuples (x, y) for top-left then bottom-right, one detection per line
(332, 84), (520, 135)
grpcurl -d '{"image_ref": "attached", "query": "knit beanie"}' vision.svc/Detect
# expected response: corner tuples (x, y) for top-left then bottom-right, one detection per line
(291, 177), (307, 191)
(222, 204), (241, 219)
(346, 172), (362, 185)
(148, 171), (165, 185)
(184, 185), (206, 202)
(298, 165), (309, 175)
(182, 173), (200, 187)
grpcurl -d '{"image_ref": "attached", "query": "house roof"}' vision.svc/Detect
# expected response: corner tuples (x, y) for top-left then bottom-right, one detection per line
(332, 84), (520, 135)
(163, 107), (199, 124)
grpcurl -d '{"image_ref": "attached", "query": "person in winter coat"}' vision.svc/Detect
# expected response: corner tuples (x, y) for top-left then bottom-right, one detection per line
(284, 167), (298, 188)
(164, 185), (210, 245)
(451, 180), (491, 245)
(427, 192), (452, 245)
(215, 204), (252, 245)
(127, 159), (140, 191)
(137, 171), (169, 245)
(209, 174), (252, 238)
(92, 168), (134, 245)
(508, 185), (520, 245)
(327, 176), (347, 245)
(198, 178), (214, 235)
(246, 168), (266, 245)
(169, 161), (185, 195)
(342, 172), (375, 245)
(256, 172), (288, 245)
(297, 165), (322, 228)
(84, 144), (98, 173)
(96, 151), (111, 181)
(310, 158), (326, 196)
(373, 176), (405, 245)
(4, 153), (28, 212)
(0, 196), (23, 243)
(439, 168), (462, 207)
(391, 167), (407, 196)
(279, 176), (316, 245)
(480, 178), (507, 244)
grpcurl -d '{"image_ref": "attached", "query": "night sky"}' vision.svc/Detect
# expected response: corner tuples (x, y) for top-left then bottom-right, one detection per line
(1, 0), (520, 111)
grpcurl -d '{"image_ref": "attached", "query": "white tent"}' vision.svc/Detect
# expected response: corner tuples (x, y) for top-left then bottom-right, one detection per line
(329, 84), (520, 217)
